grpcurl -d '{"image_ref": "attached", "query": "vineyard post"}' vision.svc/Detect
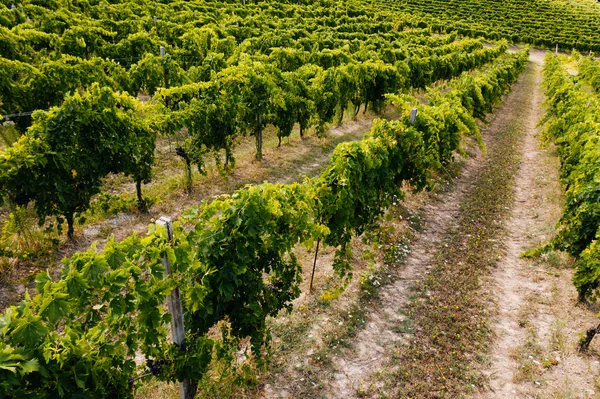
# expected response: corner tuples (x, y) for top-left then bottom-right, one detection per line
(309, 239), (321, 294)
(156, 216), (193, 399)
(256, 114), (263, 160)
(160, 45), (168, 90)
(556, 43), (559, 54)
(409, 108), (418, 124)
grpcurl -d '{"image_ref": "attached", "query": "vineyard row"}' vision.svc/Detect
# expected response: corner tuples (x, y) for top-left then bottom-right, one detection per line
(539, 53), (600, 301)
(0, 48), (530, 398)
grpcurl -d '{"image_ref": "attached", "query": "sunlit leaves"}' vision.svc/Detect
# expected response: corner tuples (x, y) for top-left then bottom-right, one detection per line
(541, 54), (600, 299)
(0, 84), (155, 237)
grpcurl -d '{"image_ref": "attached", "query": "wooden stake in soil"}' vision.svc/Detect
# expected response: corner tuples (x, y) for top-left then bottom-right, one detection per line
(409, 108), (418, 125)
(156, 216), (194, 399)
(309, 239), (321, 294)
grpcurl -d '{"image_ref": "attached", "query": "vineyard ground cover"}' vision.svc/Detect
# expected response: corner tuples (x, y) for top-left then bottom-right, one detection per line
(0, 106), (400, 312)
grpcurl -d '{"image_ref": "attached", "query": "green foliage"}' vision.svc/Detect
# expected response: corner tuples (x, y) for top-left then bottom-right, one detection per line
(219, 60), (283, 160)
(0, 0), (537, 395)
(0, 84), (155, 238)
(181, 183), (323, 352)
(0, 230), (175, 398)
(378, 0), (600, 52)
(0, 44), (529, 398)
(573, 237), (600, 301)
(408, 40), (508, 89)
(579, 55), (600, 94)
(0, 57), (41, 116)
(0, 344), (39, 391)
(540, 53), (600, 300)
(129, 53), (188, 95)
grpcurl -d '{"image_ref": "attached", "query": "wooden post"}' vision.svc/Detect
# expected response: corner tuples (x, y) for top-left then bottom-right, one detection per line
(409, 108), (418, 125)
(153, 15), (158, 26)
(160, 45), (167, 88)
(156, 216), (193, 399)
(309, 239), (321, 294)
(556, 43), (559, 55)
(256, 114), (263, 160)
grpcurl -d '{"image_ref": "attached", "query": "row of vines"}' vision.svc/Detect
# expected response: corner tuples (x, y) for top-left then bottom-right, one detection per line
(540, 53), (600, 301)
(371, 0), (600, 52)
(0, 48), (530, 398)
(0, 2), (510, 242)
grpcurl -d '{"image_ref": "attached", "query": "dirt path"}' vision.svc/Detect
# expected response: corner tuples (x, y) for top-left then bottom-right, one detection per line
(475, 52), (600, 398)
(474, 53), (549, 399)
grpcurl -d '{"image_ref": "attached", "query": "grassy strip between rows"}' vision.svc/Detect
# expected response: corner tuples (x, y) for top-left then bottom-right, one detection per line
(378, 64), (535, 398)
